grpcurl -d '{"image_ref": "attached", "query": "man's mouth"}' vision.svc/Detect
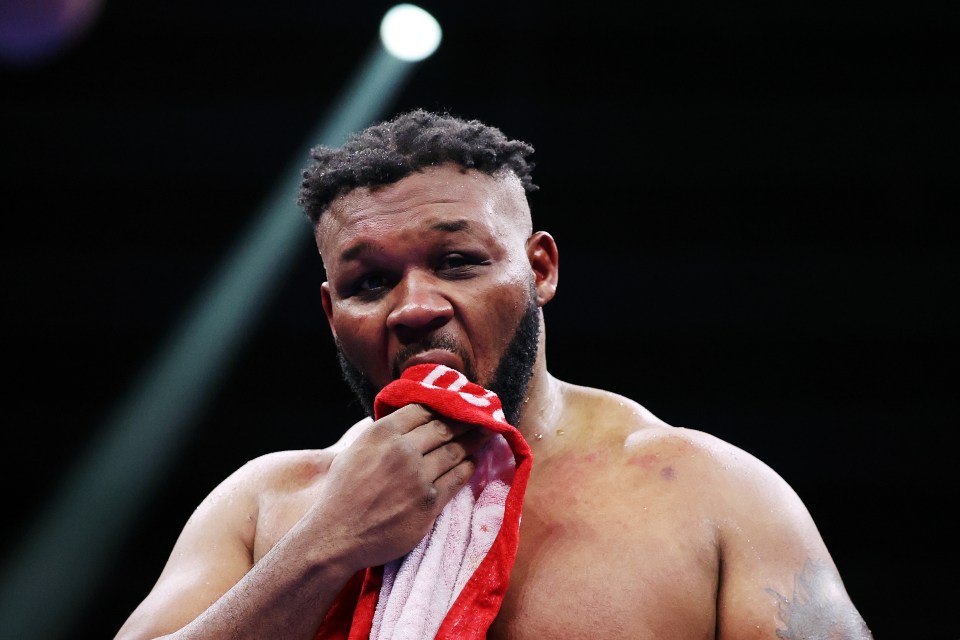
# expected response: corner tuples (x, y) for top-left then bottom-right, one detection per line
(396, 349), (465, 377)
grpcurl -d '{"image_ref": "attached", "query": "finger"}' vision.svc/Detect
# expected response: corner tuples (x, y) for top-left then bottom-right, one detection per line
(431, 457), (476, 503)
(373, 403), (436, 435)
(448, 425), (495, 459)
(421, 426), (493, 482)
(373, 404), (483, 438)
(404, 416), (481, 454)
(429, 428), (500, 502)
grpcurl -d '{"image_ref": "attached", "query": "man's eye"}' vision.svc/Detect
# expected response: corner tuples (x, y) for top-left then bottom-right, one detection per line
(354, 274), (388, 293)
(440, 255), (468, 269)
(438, 254), (485, 272)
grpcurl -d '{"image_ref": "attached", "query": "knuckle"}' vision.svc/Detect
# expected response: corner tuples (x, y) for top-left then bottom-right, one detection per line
(452, 463), (471, 487)
(381, 437), (418, 470)
(420, 484), (439, 509)
(445, 443), (462, 462)
(431, 419), (454, 439)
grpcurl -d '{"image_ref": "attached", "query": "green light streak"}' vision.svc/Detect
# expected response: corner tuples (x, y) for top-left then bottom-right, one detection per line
(0, 45), (415, 640)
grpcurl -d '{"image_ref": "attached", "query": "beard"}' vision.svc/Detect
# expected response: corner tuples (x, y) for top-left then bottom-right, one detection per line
(334, 287), (541, 426)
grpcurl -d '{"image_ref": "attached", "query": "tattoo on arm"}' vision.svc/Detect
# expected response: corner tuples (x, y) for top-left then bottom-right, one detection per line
(766, 559), (872, 640)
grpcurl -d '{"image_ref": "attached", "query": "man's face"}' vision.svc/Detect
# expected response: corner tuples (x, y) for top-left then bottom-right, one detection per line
(315, 164), (542, 422)
(334, 290), (540, 424)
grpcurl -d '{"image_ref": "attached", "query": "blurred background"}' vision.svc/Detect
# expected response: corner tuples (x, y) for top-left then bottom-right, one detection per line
(2, 1), (957, 638)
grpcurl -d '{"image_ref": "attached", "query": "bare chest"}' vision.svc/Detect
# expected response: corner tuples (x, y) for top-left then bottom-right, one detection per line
(487, 460), (720, 639)
(252, 444), (722, 639)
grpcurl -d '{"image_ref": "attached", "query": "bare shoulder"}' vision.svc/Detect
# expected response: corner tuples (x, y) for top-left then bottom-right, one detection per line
(564, 382), (803, 503)
(555, 383), (872, 639)
(114, 429), (364, 638)
(624, 419), (824, 543)
(574, 384), (824, 537)
(325, 416), (375, 452)
(203, 448), (331, 507)
(216, 416), (373, 496)
(667, 426), (874, 638)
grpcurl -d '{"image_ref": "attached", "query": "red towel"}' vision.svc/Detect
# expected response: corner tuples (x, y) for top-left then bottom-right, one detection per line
(316, 364), (533, 639)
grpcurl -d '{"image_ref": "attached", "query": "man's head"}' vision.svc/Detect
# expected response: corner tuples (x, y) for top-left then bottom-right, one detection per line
(298, 109), (538, 226)
(298, 110), (558, 424)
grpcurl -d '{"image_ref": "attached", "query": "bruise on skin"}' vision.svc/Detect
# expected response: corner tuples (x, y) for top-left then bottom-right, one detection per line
(627, 454), (678, 481)
(624, 435), (694, 481)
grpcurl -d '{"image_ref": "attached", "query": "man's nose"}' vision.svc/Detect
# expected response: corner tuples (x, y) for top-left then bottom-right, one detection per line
(386, 271), (454, 332)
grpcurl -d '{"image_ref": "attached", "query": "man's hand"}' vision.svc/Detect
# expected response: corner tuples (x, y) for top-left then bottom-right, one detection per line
(314, 403), (493, 570)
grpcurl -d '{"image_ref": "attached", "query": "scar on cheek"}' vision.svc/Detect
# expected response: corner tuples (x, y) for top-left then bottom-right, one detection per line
(660, 466), (677, 481)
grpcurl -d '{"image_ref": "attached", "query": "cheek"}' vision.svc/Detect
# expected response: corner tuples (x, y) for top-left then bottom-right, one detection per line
(466, 278), (532, 356)
(491, 269), (536, 319)
(330, 307), (385, 358)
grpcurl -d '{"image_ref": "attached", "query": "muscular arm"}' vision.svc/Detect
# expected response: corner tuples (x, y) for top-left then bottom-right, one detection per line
(114, 404), (491, 639)
(696, 431), (874, 640)
(115, 462), (357, 639)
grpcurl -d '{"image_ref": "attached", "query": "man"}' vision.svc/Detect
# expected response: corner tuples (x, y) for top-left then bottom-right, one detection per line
(115, 109), (873, 639)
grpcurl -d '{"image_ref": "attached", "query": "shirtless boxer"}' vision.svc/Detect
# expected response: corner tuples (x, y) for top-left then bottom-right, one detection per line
(115, 109), (873, 639)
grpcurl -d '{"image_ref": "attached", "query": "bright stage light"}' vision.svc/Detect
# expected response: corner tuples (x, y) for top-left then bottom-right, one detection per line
(380, 4), (441, 62)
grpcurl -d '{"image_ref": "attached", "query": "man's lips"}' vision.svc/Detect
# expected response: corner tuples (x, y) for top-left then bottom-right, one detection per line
(397, 349), (464, 374)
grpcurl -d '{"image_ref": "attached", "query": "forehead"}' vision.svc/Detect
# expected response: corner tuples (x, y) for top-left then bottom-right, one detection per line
(315, 165), (529, 257)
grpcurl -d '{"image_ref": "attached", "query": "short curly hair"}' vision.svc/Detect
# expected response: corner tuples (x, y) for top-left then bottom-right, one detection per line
(297, 109), (537, 225)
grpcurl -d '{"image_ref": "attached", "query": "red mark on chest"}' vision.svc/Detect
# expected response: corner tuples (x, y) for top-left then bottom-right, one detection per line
(552, 451), (602, 472)
(627, 454), (658, 469)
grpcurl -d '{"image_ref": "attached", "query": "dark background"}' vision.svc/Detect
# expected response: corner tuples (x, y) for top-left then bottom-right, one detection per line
(3, 1), (957, 638)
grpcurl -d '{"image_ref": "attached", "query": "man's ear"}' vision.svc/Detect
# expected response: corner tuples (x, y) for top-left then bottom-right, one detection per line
(526, 231), (559, 306)
(320, 281), (338, 339)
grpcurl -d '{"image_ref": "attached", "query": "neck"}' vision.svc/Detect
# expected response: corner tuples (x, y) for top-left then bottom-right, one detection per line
(514, 352), (565, 443)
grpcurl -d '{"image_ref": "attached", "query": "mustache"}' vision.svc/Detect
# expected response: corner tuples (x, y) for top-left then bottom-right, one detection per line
(392, 335), (472, 380)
